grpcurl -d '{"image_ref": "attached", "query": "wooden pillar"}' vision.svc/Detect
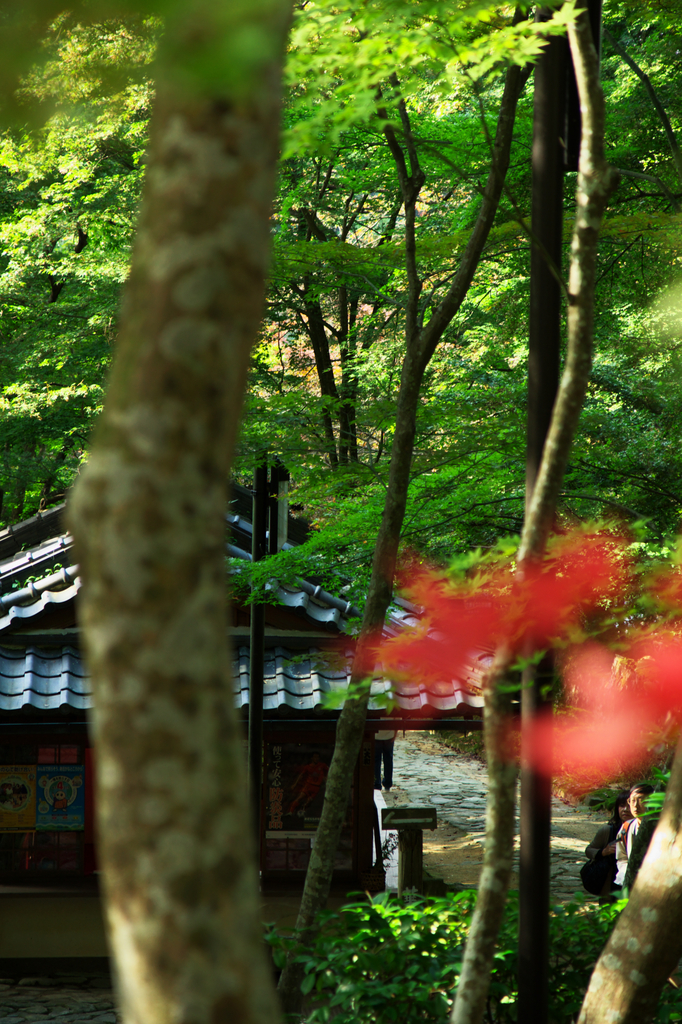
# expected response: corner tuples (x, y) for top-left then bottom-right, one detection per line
(381, 806), (437, 898)
(248, 457), (268, 841)
(397, 830), (423, 898)
(519, 14), (566, 1024)
(565, 0), (603, 171)
(268, 460), (289, 556)
(519, 6), (601, 1023)
(518, 660), (554, 1024)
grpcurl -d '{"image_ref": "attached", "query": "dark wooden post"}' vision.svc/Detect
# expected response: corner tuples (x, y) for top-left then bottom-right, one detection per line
(268, 461), (280, 557)
(519, 6), (602, 1023)
(564, 0), (603, 171)
(518, 14), (567, 1024)
(397, 830), (423, 897)
(248, 457), (268, 842)
(381, 806), (437, 898)
(268, 460), (289, 556)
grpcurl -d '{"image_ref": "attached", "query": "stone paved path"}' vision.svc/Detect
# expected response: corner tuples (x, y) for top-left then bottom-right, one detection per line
(0, 975), (118, 1024)
(387, 732), (607, 901)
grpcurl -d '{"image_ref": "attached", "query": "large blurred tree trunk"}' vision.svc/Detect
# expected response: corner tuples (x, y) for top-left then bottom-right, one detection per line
(67, 3), (291, 1023)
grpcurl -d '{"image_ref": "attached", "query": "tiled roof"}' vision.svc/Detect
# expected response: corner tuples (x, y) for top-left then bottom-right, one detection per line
(0, 485), (308, 567)
(0, 566), (80, 633)
(0, 506), (66, 563)
(228, 482), (310, 546)
(233, 645), (484, 716)
(0, 644), (484, 717)
(0, 531), (72, 595)
(0, 646), (91, 711)
(0, 513), (356, 636)
(0, 508), (485, 718)
(226, 539), (361, 627)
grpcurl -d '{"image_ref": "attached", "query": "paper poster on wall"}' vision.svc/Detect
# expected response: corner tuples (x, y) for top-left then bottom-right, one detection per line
(265, 743), (331, 834)
(263, 742), (354, 873)
(0, 766), (36, 830)
(36, 765), (85, 831)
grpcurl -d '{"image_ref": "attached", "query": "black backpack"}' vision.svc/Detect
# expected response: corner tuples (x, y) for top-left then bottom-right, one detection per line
(580, 823), (619, 896)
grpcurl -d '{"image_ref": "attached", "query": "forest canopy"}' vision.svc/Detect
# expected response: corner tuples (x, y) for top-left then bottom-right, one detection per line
(1, 0), (681, 611)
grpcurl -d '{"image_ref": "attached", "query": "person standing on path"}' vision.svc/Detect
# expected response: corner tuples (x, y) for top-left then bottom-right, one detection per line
(583, 789), (631, 897)
(374, 730), (396, 791)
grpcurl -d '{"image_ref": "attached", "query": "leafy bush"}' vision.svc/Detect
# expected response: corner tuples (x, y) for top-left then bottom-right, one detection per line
(267, 891), (682, 1023)
(438, 729), (486, 763)
(268, 892), (471, 1023)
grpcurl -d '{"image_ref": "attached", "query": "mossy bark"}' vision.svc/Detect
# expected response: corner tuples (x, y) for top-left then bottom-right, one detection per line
(67, 4), (291, 1022)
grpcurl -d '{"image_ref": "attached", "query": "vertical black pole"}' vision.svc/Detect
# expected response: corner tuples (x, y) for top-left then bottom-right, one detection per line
(565, 0), (603, 171)
(518, 659), (554, 1024)
(248, 458), (268, 844)
(520, 6), (602, 1020)
(268, 462), (281, 557)
(268, 460), (290, 555)
(518, 17), (566, 1024)
(525, 29), (566, 503)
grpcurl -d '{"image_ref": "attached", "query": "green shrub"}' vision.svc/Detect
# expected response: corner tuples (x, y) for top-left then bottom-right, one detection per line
(267, 891), (682, 1023)
(438, 730), (486, 763)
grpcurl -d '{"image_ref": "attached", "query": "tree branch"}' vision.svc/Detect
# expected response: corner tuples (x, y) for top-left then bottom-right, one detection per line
(379, 93), (425, 345)
(419, 61), (532, 370)
(616, 166), (681, 212)
(604, 25), (682, 185)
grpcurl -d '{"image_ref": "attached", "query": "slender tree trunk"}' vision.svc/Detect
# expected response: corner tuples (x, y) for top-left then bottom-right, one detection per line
(347, 294), (360, 462)
(576, 29), (682, 980)
(276, 362), (424, 1013)
(449, 10), (619, 1024)
(304, 291), (340, 467)
(67, 3), (291, 1023)
(338, 285), (356, 465)
(451, 648), (517, 1024)
(522, 13), (619, 560)
(277, 53), (529, 1016)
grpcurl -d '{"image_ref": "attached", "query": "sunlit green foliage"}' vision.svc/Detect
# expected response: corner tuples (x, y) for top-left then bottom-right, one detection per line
(0, 15), (155, 520)
(233, 0), (682, 605)
(266, 892), (682, 1023)
(1, 0), (682, 574)
(283, 0), (575, 154)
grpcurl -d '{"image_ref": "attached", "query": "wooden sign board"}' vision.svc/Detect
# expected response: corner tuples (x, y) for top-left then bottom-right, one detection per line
(381, 806), (437, 831)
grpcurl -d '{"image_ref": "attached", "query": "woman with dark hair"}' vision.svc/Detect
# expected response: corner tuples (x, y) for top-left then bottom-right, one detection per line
(582, 790), (632, 897)
(615, 783), (655, 889)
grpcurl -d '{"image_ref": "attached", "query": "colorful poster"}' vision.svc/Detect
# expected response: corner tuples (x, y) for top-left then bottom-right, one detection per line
(263, 742), (354, 873)
(265, 743), (339, 835)
(36, 765), (85, 831)
(0, 766), (36, 830)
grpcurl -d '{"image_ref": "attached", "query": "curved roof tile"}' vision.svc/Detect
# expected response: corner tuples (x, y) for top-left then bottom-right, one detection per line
(0, 646), (92, 711)
(0, 642), (483, 717)
(0, 577), (81, 633)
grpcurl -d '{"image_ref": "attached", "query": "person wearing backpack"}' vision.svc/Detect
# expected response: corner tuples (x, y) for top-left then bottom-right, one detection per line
(581, 790), (631, 897)
(614, 783), (655, 889)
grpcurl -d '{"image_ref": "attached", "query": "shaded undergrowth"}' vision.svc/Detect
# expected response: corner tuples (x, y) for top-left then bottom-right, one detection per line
(267, 891), (682, 1024)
